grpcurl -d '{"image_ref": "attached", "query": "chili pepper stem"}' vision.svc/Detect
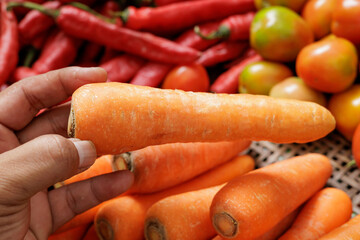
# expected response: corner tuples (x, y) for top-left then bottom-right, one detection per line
(23, 47), (38, 67)
(111, 8), (129, 24)
(69, 2), (116, 24)
(6, 1), (59, 18)
(194, 25), (230, 40)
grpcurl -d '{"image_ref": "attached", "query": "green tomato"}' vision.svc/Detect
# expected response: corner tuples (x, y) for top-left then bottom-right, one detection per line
(250, 6), (314, 62)
(239, 61), (293, 95)
(255, 0), (308, 12)
(269, 77), (327, 106)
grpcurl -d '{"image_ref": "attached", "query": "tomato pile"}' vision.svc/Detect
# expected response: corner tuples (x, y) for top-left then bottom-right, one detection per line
(2, 0), (360, 239)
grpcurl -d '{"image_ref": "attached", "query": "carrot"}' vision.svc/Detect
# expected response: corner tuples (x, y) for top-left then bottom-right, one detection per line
(68, 83), (335, 155)
(212, 209), (300, 240)
(318, 215), (360, 239)
(83, 224), (100, 240)
(94, 155), (255, 240)
(210, 153), (332, 240)
(63, 155), (115, 185)
(279, 187), (353, 240)
(49, 224), (89, 240)
(113, 140), (251, 193)
(144, 184), (224, 240)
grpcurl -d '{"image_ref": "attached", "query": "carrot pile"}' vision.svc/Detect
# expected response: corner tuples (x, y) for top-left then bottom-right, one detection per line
(3, 1), (360, 240)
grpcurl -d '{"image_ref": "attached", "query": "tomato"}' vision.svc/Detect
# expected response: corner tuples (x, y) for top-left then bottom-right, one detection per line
(302, 0), (336, 40)
(352, 123), (360, 168)
(296, 36), (358, 93)
(255, 0), (307, 12)
(239, 61), (293, 95)
(250, 6), (314, 62)
(332, 0), (360, 44)
(269, 77), (327, 106)
(162, 64), (210, 92)
(328, 85), (360, 141)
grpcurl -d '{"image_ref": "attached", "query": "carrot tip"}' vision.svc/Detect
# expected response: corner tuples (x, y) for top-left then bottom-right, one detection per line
(96, 219), (114, 240)
(113, 153), (132, 171)
(145, 218), (166, 240)
(68, 105), (76, 138)
(213, 212), (238, 238)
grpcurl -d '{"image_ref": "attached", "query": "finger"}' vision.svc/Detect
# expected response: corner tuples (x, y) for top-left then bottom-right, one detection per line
(0, 67), (107, 131)
(0, 135), (96, 201)
(49, 170), (134, 231)
(16, 103), (71, 144)
(0, 124), (19, 153)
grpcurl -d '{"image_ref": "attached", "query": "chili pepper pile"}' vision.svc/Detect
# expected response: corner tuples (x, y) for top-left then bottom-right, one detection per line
(0, 0), (257, 91)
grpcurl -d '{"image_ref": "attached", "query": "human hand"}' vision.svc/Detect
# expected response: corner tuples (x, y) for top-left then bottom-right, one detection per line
(0, 67), (134, 239)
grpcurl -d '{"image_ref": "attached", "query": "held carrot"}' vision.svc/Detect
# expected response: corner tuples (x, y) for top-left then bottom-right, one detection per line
(83, 224), (100, 240)
(68, 83), (336, 155)
(210, 153), (332, 239)
(95, 155), (255, 240)
(318, 214), (360, 239)
(279, 187), (353, 240)
(62, 155), (115, 185)
(49, 224), (90, 240)
(144, 185), (224, 240)
(113, 140), (251, 193)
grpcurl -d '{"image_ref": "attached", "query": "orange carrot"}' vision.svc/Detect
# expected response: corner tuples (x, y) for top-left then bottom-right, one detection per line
(318, 215), (360, 239)
(114, 140), (251, 193)
(63, 155), (115, 185)
(83, 224), (100, 240)
(68, 83), (335, 155)
(210, 153), (332, 240)
(49, 224), (89, 240)
(279, 187), (352, 240)
(211, 209), (300, 240)
(144, 185), (224, 240)
(94, 155), (255, 240)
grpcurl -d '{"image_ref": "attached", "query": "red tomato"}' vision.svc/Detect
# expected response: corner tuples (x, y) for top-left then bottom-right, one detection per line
(296, 36), (358, 93)
(302, 0), (336, 40)
(332, 0), (360, 44)
(328, 85), (360, 141)
(352, 123), (360, 168)
(162, 64), (210, 92)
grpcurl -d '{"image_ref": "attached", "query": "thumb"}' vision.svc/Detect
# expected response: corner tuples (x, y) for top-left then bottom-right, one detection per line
(0, 134), (96, 201)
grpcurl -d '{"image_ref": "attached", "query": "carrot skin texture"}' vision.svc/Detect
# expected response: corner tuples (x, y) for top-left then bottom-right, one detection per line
(279, 187), (353, 240)
(210, 153), (333, 239)
(318, 215), (360, 239)
(117, 141), (251, 193)
(144, 185), (224, 240)
(210, 53), (263, 93)
(69, 83), (335, 155)
(95, 155), (255, 240)
(100, 54), (145, 83)
(63, 155), (114, 185)
(196, 41), (248, 67)
(123, 0), (256, 35)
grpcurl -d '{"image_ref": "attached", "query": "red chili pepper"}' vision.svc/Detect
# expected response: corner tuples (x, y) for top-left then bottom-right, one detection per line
(0, 2), (19, 85)
(32, 30), (82, 74)
(224, 47), (257, 69)
(196, 41), (248, 67)
(210, 53), (262, 93)
(118, 0), (256, 35)
(175, 20), (221, 51)
(11, 0), (44, 17)
(7, 2), (201, 64)
(57, 0), (96, 5)
(30, 30), (48, 49)
(18, 1), (61, 43)
(153, 0), (202, 6)
(100, 54), (145, 83)
(9, 66), (38, 83)
(130, 62), (173, 87)
(77, 41), (103, 64)
(195, 12), (255, 41)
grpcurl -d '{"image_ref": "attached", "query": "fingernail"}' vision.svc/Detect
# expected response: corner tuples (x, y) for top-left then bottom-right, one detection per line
(69, 139), (97, 168)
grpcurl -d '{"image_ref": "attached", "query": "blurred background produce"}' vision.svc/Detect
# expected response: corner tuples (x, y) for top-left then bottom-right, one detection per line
(2, 0), (360, 239)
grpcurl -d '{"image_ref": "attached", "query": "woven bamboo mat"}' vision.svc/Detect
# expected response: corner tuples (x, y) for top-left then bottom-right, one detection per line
(245, 131), (360, 214)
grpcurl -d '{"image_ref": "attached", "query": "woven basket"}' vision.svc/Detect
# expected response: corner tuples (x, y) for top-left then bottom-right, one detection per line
(245, 131), (360, 214)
